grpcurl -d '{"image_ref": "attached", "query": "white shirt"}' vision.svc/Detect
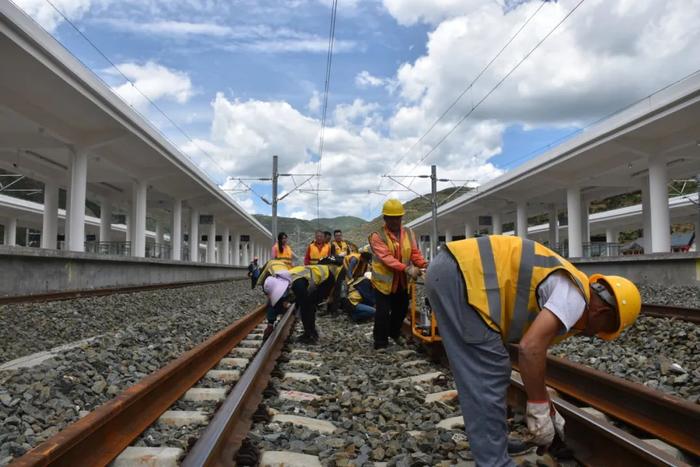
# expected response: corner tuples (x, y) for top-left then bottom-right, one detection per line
(536, 270), (586, 332)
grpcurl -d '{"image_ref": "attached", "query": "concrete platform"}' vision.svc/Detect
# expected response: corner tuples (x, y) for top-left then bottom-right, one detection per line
(572, 252), (700, 285)
(0, 247), (248, 300)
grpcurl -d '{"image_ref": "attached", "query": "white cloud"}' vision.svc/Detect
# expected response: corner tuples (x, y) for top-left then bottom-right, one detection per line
(382, 0), (484, 26)
(12, 0), (92, 32)
(355, 70), (385, 88)
(107, 61), (194, 110)
(307, 91), (321, 114)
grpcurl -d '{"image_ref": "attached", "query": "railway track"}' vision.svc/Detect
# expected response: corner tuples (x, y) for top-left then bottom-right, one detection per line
(7, 300), (698, 467)
(641, 303), (700, 324)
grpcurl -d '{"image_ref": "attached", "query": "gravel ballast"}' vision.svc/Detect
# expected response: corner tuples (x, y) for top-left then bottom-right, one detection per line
(0, 280), (260, 464)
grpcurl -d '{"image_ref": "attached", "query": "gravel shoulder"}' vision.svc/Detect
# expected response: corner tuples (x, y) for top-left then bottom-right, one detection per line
(0, 280), (260, 464)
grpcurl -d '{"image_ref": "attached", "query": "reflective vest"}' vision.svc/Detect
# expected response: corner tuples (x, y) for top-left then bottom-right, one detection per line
(446, 236), (591, 343)
(273, 244), (294, 268)
(348, 276), (375, 307)
(332, 240), (350, 256)
(256, 259), (290, 288)
(368, 227), (415, 295)
(307, 242), (331, 265)
(343, 252), (367, 279)
(289, 265), (339, 294)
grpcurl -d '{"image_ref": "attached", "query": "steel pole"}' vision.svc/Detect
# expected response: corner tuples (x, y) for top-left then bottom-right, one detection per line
(431, 165), (438, 259)
(271, 155), (279, 241)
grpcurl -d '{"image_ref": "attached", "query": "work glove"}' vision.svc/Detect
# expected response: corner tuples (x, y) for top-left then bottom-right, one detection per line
(526, 400), (565, 450)
(405, 265), (420, 280)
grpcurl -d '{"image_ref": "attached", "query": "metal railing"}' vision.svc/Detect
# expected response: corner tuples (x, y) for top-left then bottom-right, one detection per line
(145, 242), (171, 259)
(552, 242), (623, 258)
(84, 241), (131, 256)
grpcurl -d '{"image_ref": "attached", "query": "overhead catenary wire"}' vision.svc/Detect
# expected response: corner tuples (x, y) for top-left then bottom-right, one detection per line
(405, 0), (587, 182)
(315, 0), (339, 224)
(39, 0), (235, 185)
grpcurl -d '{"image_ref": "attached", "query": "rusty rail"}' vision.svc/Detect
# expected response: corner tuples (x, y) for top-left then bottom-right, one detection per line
(508, 346), (700, 458)
(641, 304), (700, 324)
(182, 306), (296, 466)
(11, 304), (266, 467)
(507, 372), (685, 467)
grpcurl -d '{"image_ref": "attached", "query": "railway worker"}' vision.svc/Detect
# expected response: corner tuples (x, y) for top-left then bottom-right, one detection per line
(331, 229), (351, 257)
(344, 273), (376, 322)
(369, 198), (428, 349)
(271, 232), (295, 268)
(263, 263), (343, 344)
(304, 230), (331, 265)
(247, 256), (260, 289)
(424, 235), (641, 466)
(343, 246), (372, 281)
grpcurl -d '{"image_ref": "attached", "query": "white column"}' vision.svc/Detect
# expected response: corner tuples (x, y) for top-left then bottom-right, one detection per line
(171, 199), (182, 260)
(444, 229), (452, 243)
(250, 238), (257, 261)
(5, 218), (17, 246)
(581, 199), (590, 246)
(566, 187), (582, 258)
(464, 219), (474, 239)
(492, 213), (502, 235)
(605, 227), (618, 244)
(548, 204), (558, 248)
(648, 155), (670, 253)
(207, 221), (216, 263)
(222, 226), (230, 265)
(68, 149), (87, 252)
(155, 221), (164, 245)
(41, 181), (59, 249)
(125, 212), (131, 243)
(99, 199), (112, 244)
(641, 179), (652, 253)
(131, 180), (147, 257)
(189, 209), (199, 262)
(242, 240), (249, 265)
(516, 201), (528, 239)
(232, 232), (241, 266)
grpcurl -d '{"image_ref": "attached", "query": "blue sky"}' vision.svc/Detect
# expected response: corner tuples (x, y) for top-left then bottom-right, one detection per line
(13, 0), (700, 219)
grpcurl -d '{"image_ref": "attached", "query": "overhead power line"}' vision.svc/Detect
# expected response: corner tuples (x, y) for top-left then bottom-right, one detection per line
(406, 0), (587, 181)
(40, 0), (231, 182)
(315, 0), (339, 224)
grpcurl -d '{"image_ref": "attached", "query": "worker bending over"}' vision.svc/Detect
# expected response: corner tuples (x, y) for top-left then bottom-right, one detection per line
(425, 236), (640, 466)
(369, 199), (427, 349)
(305, 230), (331, 265)
(271, 232), (295, 268)
(331, 229), (351, 257)
(262, 263), (343, 344)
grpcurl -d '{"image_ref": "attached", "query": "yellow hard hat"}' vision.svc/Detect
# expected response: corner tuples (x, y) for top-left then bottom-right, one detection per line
(382, 198), (405, 216)
(588, 274), (641, 340)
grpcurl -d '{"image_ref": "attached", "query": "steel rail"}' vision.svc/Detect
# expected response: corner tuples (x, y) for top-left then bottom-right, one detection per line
(11, 304), (267, 467)
(182, 306), (296, 467)
(641, 304), (700, 324)
(507, 372), (686, 467)
(508, 346), (700, 458)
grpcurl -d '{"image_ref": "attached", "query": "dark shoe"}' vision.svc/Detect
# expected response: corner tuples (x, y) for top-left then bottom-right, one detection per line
(297, 334), (317, 345)
(507, 437), (534, 456)
(263, 324), (274, 341)
(374, 341), (389, 350)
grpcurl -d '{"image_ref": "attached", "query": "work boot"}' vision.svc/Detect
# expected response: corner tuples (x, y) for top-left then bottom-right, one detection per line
(296, 333), (317, 345)
(507, 437), (534, 456)
(263, 324), (274, 341)
(374, 341), (389, 350)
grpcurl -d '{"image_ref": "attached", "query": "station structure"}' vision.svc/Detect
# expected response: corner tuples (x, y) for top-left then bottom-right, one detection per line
(408, 71), (700, 259)
(0, 3), (271, 266)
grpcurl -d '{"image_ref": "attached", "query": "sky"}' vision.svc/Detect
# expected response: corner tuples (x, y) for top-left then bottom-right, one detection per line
(12, 0), (700, 220)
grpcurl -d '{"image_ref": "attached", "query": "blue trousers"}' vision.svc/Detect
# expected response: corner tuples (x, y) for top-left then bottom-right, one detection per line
(353, 303), (375, 321)
(425, 251), (515, 467)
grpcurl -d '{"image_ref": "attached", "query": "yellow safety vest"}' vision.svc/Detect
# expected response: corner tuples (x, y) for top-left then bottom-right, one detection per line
(446, 236), (591, 343)
(332, 240), (350, 256)
(347, 276), (364, 306)
(307, 242), (331, 265)
(343, 252), (367, 279)
(368, 227), (415, 295)
(289, 265), (340, 294)
(255, 259), (290, 288)
(273, 244), (294, 268)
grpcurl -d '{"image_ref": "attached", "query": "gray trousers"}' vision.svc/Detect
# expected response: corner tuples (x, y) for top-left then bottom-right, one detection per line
(425, 251), (515, 467)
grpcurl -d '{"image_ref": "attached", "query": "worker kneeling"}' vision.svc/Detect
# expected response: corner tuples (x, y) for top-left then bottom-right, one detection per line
(344, 272), (376, 322)
(425, 235), (640, 466)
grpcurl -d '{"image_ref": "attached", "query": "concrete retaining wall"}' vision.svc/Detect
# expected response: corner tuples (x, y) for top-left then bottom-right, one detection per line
(572, 252), (700, 286)
(0, 246), (248, 299)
